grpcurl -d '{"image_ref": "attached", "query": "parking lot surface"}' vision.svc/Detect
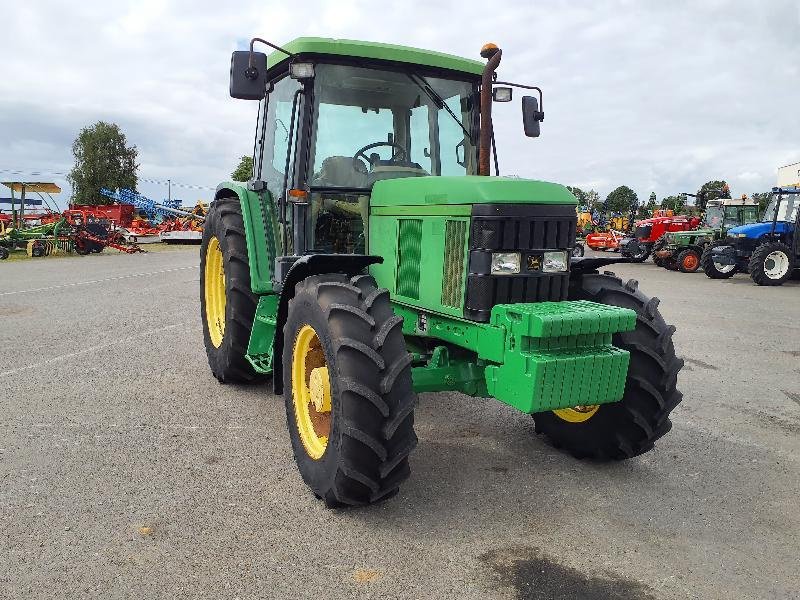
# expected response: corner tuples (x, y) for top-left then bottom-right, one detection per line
(1, 248), (799, 599)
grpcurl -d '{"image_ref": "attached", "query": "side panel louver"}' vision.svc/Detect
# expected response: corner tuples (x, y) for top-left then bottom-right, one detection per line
(396, 219), (422, 299)
(441, 219), (466, 308)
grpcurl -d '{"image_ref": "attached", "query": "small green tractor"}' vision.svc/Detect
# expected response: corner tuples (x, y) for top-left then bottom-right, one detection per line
(201, 37), (684, 507)
(653, 196), (760, 272)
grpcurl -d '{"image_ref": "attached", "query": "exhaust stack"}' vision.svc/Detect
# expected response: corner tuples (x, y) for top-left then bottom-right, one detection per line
(479, 43), (502, 176)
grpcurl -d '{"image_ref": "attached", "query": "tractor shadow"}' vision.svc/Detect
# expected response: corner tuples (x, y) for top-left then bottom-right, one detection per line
(342, 391), (657, 529)
(342, 390), (791, 550)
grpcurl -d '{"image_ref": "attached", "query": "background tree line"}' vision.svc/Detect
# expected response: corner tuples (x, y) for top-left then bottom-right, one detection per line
(567, 179), (773, 219)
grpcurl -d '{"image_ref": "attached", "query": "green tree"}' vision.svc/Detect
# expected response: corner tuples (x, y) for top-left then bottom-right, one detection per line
(695, 180), (730, 210)
(661, 194), (686, 213)
(231, 156), (254, 182)
(605, 185), (638, 213)
(638, 192), (657, 218)
(585, 189), (601, 212)
(67, 121), (138, 204)
(566, 185), (587, 206)
(751, 191), (771, 216)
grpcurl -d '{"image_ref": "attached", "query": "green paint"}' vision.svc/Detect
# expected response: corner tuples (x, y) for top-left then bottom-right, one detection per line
(370, 176), (578, 207)
(217, 182), (281, 294)
(246, 294), (279, 374)
(268, 37), (484, 76)
(371, 205), (473, 217)
(370, 213), (472, 318)
(411, 346), (487, 396)
(485, 301), (636, 413)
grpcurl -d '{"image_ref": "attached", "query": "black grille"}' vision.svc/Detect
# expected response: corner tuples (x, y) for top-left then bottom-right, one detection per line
(635, 224), (652, 240)
(465, 204), (577, 322)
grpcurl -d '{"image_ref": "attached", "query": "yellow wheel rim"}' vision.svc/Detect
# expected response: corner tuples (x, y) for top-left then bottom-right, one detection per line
(204, 236), (226, 348)
(292, 325), (332, 460)
(553, 405), (600, 423)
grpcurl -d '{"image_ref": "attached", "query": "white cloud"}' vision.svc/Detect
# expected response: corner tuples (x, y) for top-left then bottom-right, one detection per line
(1, 0), (798, 208)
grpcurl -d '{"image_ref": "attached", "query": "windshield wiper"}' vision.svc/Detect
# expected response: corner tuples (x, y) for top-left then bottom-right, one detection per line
(408, 73), (473, 142)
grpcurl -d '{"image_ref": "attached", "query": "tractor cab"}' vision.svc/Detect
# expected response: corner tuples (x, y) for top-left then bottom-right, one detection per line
(229, 38), (543, 260)
(703, 199), (760, 230)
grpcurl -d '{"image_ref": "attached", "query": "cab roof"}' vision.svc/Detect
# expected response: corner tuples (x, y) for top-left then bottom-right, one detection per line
(266, 37), (485, 76)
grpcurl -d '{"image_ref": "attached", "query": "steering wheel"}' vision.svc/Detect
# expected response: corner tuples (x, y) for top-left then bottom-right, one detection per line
(353, 141), (407, 171)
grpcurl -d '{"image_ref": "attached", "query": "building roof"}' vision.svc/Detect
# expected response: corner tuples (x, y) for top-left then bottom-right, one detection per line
(1, 182), (62, 194)
(267, 37), (485, 76)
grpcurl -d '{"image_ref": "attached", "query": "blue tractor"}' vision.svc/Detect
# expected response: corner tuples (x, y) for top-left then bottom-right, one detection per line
(701, 187), (800, 286)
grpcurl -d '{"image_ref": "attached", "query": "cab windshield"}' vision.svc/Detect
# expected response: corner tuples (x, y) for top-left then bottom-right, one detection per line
(763, 194), (800, 223)
(309, 63), (478, 189)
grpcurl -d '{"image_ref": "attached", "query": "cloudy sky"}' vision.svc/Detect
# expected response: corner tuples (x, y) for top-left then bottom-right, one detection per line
(1, 0), (798, 208)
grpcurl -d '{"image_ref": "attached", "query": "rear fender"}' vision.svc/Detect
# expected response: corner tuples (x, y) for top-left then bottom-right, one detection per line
(214, 182), (279, 294)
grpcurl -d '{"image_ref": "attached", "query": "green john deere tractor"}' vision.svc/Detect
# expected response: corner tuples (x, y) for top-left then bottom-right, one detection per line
(653, 196), (760, 272)
(201, 37), (684, 507)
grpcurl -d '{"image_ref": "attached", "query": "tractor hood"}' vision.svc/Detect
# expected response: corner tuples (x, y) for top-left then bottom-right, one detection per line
(727, 221), (792, 239)
(669, 227), (714, 241)
(370, 176), (577, 207)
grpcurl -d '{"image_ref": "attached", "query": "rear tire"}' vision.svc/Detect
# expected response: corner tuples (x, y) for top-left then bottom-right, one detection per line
(532, 273), (684, 459)
(0, 246), (8, 260)
(749, 242), (794, 286)
(283, 273), (417, 507)
(677, 248), (700, 273)
(700, 244), (736, 279)
(571, 243), (585, 257)
(200, 197), (261, 383)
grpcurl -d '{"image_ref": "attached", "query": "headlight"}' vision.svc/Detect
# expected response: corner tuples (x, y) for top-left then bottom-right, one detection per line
(491, 252), (520, 275)
(737, 233), (747, 237)
(543, 251), (568, 272)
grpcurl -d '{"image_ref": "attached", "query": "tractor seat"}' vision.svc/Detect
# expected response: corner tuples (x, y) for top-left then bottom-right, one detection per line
(312, 156), (368, 188)
(367, 160), (429, 184)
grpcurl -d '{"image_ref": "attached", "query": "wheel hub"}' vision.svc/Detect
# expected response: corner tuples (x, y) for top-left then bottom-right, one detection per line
(553, 404), (600, 423)
(204, 236), (226, 348)
(292, 325), (332, 460)
(764, 251), (789, 279)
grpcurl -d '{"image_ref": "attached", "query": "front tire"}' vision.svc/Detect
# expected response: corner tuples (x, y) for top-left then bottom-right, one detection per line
(749, 242), (794, 286)
(624, 243), (650, 263)
(700, 244), (736, 279)
(200, 197), (260, 383)
(532, 273), (684, 459)
(677, 248), (701, 273)
(283, 273), (417, 507)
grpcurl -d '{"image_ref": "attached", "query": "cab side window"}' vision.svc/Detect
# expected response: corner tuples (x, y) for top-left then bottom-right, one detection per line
(260, 76), (303, 198)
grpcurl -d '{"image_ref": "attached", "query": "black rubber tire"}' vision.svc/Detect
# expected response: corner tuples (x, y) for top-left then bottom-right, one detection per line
(624, 245), (650, 263)
(532, 273), (684, 459)
(676, 248), (701, 273)
(571, 243), (585, 257)
(200, 197), (261, 383)
(0, 246), (9, 260)
(283, 273), (417, 507)
(31, 242), (45, 257)
(74, 239), (91, 255)
(700, 244), (736, 279)
(748, 242), (794, 286)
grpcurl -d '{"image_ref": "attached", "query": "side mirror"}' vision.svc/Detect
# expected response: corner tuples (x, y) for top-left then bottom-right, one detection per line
(522, 95), (544, 137)
(230, 50), (267, 100)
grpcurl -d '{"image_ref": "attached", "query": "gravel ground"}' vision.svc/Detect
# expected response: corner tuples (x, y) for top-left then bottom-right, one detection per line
(1, 247), (798, 600)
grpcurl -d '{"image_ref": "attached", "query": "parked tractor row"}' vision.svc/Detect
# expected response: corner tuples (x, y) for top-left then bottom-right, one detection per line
(702, 188), (800, 285)
(653, 196), (759, 272)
